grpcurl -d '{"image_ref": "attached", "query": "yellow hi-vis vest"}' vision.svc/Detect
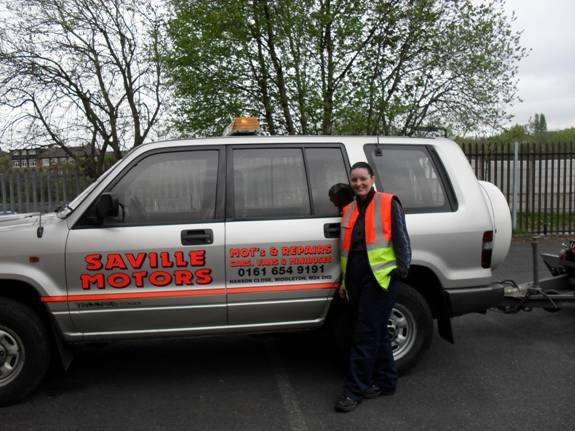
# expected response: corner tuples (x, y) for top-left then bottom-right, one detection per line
(340, 192), (397, 290)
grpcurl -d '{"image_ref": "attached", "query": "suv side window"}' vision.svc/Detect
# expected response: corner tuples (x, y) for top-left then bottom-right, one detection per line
(305, 147), (349, 216)
(92, 150), (219, 226)
(366, 145), (455, 213)
(231, 148), (310, 219)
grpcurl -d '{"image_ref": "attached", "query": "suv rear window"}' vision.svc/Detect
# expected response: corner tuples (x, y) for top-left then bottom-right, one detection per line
(365, 145), (455, 213)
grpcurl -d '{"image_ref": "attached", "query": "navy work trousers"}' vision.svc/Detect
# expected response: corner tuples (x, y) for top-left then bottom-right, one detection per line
(343, 251), (398, 400)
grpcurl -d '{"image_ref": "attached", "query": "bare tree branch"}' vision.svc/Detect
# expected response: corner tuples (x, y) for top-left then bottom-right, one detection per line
(0, 0), (167, 177)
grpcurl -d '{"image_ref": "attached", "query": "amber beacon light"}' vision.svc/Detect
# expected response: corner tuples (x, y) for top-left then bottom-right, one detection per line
(223, 116), (261, 136)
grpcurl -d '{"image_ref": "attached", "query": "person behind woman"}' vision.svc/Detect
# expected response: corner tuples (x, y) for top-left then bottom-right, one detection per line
(335, 161), (411, 413)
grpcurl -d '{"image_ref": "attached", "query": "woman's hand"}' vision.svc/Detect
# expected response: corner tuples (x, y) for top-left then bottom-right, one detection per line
(339, 285), (349, 302)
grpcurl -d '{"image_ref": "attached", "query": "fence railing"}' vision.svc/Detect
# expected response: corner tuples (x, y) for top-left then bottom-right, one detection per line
(0, 169), (92, 214)
(460, 141), (575, 235)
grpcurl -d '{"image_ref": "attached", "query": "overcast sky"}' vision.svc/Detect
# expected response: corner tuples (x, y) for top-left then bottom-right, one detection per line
(504, 0), (575, 130)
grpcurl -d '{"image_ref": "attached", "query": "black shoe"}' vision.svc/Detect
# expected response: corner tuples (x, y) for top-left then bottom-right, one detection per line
(363, 384), (396, 399)
(335, 395), (361, 412)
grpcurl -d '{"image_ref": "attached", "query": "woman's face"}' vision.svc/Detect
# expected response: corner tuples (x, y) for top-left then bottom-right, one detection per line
(350, 167), (375, 199)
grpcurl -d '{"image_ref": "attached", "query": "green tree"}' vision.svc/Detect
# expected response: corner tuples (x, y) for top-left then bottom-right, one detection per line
(165, 0), (526, 136)
(498, 124), (532, 143)
(539, 114), (547, 133)
(529, 113), (547, 134)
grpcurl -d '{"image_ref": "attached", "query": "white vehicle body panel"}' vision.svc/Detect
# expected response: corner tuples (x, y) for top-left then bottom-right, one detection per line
(0, 135), (511, 341)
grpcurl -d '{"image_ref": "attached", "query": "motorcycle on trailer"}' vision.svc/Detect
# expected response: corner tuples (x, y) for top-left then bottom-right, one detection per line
(498, 237), (575, 313)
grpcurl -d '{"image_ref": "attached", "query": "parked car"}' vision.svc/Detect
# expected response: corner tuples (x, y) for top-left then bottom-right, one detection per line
(0, 125), (511, 404)
(0, 210), (18, 221)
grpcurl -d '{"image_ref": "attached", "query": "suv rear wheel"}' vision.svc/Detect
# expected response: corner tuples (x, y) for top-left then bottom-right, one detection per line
(0, 298), (50, 406)
(392, 283), (433, 373)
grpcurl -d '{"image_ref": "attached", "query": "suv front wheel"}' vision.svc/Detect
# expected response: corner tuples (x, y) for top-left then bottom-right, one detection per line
(0, 298), (51, 406)
(392, 283), (433, 373)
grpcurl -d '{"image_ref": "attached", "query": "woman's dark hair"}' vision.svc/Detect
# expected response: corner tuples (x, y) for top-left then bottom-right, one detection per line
(350, 161), (374, 177)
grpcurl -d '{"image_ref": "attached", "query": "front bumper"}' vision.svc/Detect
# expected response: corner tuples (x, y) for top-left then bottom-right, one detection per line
(446, 283), (505, 316)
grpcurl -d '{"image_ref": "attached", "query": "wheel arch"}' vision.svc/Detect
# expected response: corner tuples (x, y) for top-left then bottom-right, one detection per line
(405, 265), (454, 343)
(0, 279), (72, 370)
(0, 279), (44, 306)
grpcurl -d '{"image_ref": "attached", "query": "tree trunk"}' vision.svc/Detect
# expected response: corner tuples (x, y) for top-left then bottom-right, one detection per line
(260, 0), (295, 135)
(320, 0), (334, 135)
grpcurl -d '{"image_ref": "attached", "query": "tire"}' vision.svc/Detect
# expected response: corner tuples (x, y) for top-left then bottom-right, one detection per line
(391, 283), (433, 374)
(0, 298), (51, 405)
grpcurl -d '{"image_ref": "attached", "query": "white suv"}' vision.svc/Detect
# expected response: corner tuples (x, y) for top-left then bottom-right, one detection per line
(0, 134), (511, 404)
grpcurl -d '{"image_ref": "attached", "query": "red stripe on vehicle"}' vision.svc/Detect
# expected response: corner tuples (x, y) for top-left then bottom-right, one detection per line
(40, 282), (338, 303)
(41, 288), (227, 303)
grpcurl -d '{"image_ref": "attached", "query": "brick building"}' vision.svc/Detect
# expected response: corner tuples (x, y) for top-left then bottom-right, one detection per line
(9, 146), (89, 169)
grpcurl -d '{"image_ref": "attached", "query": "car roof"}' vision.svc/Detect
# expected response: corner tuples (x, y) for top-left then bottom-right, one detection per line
(138, 134), (449, 152)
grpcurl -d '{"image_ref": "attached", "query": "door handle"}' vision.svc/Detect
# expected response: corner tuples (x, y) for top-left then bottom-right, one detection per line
(181, 229), (214, 245)
(324, 223), (340, 238)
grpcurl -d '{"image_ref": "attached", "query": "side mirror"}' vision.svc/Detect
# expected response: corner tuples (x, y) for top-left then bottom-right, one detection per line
(95, 193), (119, 221)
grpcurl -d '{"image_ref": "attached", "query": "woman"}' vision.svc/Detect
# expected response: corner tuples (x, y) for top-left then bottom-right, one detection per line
(335, 161), (411, 413)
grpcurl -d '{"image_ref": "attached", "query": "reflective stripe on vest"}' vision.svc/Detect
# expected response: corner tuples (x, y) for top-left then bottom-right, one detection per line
(340, 192), (397, 290)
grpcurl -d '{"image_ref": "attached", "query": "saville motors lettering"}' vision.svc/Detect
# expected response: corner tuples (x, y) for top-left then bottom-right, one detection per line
(80, 250), (213, 290)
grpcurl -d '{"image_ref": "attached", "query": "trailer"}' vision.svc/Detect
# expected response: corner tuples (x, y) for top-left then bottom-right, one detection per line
(497, 237), (575, 313)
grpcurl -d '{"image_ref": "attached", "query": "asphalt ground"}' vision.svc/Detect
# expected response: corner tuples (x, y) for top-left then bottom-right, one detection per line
(1, 237), (575, 431)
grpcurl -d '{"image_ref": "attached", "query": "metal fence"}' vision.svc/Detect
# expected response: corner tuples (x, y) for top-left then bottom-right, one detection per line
(461, 141), (575, 235)
(0, 169), (92, 214)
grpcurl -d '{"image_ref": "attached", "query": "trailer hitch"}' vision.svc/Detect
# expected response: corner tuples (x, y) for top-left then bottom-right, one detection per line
(495, 235), (574, 313)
